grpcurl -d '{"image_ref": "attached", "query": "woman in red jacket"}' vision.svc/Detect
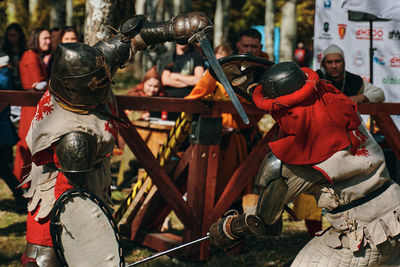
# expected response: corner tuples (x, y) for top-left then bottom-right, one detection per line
(14, 28), (50, 185)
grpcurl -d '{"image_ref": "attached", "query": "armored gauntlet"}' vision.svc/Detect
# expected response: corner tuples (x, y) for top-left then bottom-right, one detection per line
(209, 210), (267, 249)
(120, 12), (212, 51)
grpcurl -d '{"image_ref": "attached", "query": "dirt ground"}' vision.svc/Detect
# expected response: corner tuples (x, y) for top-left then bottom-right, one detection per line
(0, 177), (323, 267)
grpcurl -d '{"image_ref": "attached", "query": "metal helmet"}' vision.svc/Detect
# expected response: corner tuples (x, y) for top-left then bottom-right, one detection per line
(208, 53), (274, 103)
(260, 62), (306, 99)
(50, 43), (112, 109)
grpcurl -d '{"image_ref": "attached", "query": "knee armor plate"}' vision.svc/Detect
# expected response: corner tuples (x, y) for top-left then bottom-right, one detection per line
(255, 153), (288, 225)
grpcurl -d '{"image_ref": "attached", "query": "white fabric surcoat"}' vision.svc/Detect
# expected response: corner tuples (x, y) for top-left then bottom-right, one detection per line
(281, 121), (400, 266)
(23, 90), (118, 221)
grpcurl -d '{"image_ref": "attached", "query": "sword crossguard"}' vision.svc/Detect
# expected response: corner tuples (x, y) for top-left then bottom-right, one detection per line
(188, 26), (213, 44)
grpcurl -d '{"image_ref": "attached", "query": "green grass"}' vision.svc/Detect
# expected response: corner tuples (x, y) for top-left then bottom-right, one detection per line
(0, 176), (318, 267)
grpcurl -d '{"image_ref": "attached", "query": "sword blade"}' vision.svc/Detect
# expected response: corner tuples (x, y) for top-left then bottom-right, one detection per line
(196, 33), (249, 124)
(125, 234), (211, 266)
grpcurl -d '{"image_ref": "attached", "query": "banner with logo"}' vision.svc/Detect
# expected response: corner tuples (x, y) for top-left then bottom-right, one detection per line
(314, 0), (400, 127)
(314, 0), (400, 103)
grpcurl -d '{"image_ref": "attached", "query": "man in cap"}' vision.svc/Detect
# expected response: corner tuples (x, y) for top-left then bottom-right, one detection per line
(317, 44), (384, 104)
(209, 62), (400, 266)
(20, 12), (212, 267)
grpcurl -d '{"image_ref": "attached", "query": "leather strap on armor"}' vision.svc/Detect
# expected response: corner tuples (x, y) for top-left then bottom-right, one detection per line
(209, 211), (268, 249)
(329, 180), (391, 214)
(209, 211), (242, 249)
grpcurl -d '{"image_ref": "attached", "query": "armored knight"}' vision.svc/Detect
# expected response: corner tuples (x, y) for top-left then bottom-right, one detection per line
(210, 62), (400, 266)
(21, 12), (211, 267)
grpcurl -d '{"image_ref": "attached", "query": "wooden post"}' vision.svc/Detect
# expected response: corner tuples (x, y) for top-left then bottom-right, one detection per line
(200, 144), (220, 259)
(183, 116), (222, 261)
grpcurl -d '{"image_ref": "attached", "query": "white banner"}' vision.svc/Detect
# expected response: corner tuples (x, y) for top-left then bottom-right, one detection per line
(314, 0), (400, 105)
(340, 0), (400, 21)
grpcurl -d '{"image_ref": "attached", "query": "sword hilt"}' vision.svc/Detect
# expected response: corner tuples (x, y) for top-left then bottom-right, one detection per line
(188, 26), (213, 44)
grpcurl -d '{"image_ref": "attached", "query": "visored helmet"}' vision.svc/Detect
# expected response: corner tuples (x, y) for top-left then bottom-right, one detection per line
(261, 62), (306, 99)
(49, 43), (112, 109)
(208, 53), (274, 103)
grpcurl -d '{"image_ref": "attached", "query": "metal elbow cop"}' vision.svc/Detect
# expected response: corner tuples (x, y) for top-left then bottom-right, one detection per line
(55, 132), (97, 187)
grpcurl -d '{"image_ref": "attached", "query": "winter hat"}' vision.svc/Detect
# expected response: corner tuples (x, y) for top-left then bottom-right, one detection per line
(0, 50), (10, 68)
(321, 44), (344, 67)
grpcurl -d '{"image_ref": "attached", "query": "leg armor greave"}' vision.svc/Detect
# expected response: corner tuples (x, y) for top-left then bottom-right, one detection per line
(255, 153), (288, 226)
(23, 243), (60, 267)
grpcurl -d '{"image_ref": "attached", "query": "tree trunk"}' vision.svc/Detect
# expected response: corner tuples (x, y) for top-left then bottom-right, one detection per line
(6, 0), (17, 24)
(49, 0), (66, 29)
(29, 0), (38, 15)
(173, 0), (191, 14)
(66, 0), (73, 26)
(214, 0), (231, 48)
(280, 0), (297, 61)
(7, 0), (29, 29)
(132, 0), (147, 80)
(264, 0), (274, 60)
(183, 0), (192, 12)
(135, 0), (146, 14)
(29, 0), (39, 26)
(161, 0), (174, 20)
(84, 0), (116, 45)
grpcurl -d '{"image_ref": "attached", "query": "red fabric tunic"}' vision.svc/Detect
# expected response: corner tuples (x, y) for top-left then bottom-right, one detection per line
(14, 50), (47, 182)
(24, 91), (117, 247)
(252, 68), (361, 165)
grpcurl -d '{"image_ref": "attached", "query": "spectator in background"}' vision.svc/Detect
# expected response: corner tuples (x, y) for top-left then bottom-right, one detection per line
(161, 43), (205, 120)
(2, 23), (26, 124)
(2, 23), (26, 90)
(126, 66), (164, 121)
(117, 66), (164, 188)
(43, 28), (61, 69)
(0, 50), (26, 211)
(236, 28), (269, 60)
(317, 44), (385, 104)
(161, 44), (205, 98)
(214, 44), (232, 59)
(14, 27), (50, 186)
(48, 26), (80, 75)
(236, 29), (271, 154)
(49, 27), (61, 53)
(59, 26), (79, 44)
(294, 42), (307, 67)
